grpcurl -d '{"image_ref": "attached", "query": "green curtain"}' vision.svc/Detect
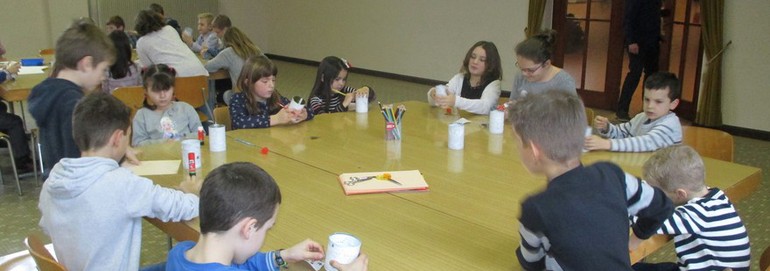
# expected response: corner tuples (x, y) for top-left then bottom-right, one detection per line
(695, 0), (725, 126)
(526, 0), (548, 38)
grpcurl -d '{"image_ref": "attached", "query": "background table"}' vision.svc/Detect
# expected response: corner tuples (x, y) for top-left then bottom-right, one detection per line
(142, 101), (761, 270)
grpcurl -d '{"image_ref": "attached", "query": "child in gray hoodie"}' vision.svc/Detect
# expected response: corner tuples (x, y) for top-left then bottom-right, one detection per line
(38, 93), (201, 271)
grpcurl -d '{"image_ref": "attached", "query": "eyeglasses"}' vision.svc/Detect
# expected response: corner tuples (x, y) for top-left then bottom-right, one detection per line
(515, 62), (545, 74)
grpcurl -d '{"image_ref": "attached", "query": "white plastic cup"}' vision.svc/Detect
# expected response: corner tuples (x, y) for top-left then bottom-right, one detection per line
(181, 139), (202, 173)
(208, 124), (226, 152)
(355, 95), (368, 113)
(324, 233), (361, 271)
(448, 123), (464, 150)
(583, 127), (593, 153)
(489, 110), (505, 134)
(183, 27), (193, 37)
(435, 84), (447, 96)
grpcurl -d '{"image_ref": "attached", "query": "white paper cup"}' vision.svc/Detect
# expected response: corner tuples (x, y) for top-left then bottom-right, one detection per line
(448, 123), (464, 150)
(208, 124), (226, 152)
(355, 95), (368, 113)
(288, 96), (305, 111)
(489, 110), (505, 134)
(181, 139), (202, 173)
(324, 233), (361, 271)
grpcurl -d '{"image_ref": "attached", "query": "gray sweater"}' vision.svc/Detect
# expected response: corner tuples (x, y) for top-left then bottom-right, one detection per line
(204, 47), (244, 87)
(509, 70), (577, 100)
(132, 101), (201, 146)
(39, 157), (199, 271)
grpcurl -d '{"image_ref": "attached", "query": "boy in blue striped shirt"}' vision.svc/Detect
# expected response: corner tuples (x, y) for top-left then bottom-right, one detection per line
(632, 145), (750, 271)
(586, 72), (682, 152)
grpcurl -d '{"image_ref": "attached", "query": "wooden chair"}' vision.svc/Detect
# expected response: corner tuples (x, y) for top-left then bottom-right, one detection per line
(112, 86), (146, 121)
(681, 126), (734, 162)
(761, 244), (770, 271)
(213, 106), (231, 131)
(25, 234), (67, 271)
(174, 76), (210, 122)
(38, 48), (55, 56)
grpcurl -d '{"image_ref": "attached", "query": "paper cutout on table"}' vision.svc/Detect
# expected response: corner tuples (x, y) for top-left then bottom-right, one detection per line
(124, 160), (181, 176)
(18, 66), (48, 75)
(454, 118), (471, 125)
(338, 170), (429, 195)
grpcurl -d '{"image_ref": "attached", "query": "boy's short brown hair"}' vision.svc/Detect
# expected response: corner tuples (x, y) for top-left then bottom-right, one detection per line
(72, 93), (131, 152)
(643, 145), (705, 192)
(509, 91), (586, 163)
(54, 19), (116, 75)
(199, 162), (282, 233)
(212, 14), (232, 30)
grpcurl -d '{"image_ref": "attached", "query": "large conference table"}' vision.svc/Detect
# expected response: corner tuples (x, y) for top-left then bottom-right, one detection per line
(142, 101), (761, 270)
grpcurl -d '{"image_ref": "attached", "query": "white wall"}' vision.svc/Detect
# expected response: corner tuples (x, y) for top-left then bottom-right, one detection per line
(221, 0), (527, 90)
(0, 0), (88, 58)
(721, 1), (770, 132)
(2, 1), (768, 133)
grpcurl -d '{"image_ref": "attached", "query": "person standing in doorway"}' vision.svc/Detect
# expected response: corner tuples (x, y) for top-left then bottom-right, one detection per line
(616, 0), (662, 121)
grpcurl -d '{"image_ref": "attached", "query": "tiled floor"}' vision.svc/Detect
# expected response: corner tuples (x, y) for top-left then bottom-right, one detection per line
(1, 60), (767, 269)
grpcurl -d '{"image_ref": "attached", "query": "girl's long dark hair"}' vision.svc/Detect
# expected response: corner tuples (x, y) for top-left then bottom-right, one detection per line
(460, 41), (503, 86)
(308, 56), (348, 113)
(108, 31), (134, 79)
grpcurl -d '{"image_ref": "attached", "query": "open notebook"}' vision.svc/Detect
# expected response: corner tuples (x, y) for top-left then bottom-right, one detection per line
(338, 170), (429, 195)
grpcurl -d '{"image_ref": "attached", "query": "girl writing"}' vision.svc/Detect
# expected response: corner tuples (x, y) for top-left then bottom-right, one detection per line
(132, 64), (201, 146)
(307, 56), (376, 114)
(229, 55), (313, 129)
(427, 41), (503, 115)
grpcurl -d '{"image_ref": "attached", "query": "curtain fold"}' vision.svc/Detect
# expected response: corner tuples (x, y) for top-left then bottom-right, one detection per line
(695, 0), (725, 126)
(527, 0), (548, 38)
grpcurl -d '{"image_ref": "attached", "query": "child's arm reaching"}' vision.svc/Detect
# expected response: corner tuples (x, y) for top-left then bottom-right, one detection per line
(605, 115), (682, 152)
(623, 173), (674, 240)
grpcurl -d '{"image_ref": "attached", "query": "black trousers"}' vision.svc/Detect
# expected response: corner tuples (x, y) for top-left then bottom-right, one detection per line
(0, 112), (30, 160)
(617, 42), (660, 115)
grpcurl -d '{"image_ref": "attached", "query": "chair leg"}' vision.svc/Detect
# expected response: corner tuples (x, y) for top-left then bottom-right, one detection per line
(30, 131), (39, 185)
(0, 136), (22, 196)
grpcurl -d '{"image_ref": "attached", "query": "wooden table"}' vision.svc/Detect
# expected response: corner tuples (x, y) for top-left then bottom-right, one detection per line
(142, 101), (761, 270)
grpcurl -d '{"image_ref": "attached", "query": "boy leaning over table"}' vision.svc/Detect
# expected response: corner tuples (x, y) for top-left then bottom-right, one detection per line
(28, 19), (141, 179)
(39, 93), (201, 271)
(631, 145), (750, 271)
(165, 162), (369, 271)
(509, 90), (673, 270)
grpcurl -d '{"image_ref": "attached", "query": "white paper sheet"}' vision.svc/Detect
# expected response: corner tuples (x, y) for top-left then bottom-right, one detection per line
(124, 160), (181, 176)
(18, 66), (48, 75)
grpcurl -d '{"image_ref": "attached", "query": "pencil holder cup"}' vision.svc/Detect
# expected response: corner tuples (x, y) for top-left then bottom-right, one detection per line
(384, 121), (402, 141)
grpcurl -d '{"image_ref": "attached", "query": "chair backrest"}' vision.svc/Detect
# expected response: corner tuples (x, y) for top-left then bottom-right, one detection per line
(25, 234), (66, 271)
(213, 106), (231, 131)
(681, 125), (734, 162)
(38, 48), (55, 56)
(175, 75), (209, 122)
(112, 86), (146, 121)
(761, 244), (770, 271)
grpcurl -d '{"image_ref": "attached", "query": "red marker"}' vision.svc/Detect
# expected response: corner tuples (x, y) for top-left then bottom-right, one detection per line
(187, 152), (196, 176)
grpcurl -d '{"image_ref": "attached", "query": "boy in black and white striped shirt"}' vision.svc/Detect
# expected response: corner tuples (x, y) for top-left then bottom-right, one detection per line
(632, 145), (751, 271)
